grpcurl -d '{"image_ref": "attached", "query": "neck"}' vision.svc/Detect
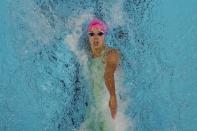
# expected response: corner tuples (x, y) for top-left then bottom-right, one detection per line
(91, 45), (105, 58)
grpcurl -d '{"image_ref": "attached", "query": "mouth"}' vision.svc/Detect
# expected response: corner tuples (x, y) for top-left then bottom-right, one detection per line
(93, 42), (99, 46)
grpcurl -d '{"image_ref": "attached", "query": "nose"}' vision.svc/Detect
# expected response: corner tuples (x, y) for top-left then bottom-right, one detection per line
(93, 35), (99, 40)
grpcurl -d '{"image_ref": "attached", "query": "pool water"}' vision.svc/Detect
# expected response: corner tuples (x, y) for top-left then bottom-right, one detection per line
(0, 0), (197, 131)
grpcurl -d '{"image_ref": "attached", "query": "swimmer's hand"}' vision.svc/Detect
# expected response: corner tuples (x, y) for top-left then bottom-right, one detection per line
(109, 95), (117, 119)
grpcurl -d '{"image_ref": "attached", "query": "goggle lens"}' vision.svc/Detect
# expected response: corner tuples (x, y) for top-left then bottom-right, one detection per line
(88, 32), (104, 37)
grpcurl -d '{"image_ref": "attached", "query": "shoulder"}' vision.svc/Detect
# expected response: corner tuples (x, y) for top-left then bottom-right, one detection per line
(107, 48), (119, 58)
(106, 48), (120, 64)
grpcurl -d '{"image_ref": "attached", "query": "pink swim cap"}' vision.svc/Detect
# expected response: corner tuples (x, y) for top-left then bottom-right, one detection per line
(88, 18), (107, 33)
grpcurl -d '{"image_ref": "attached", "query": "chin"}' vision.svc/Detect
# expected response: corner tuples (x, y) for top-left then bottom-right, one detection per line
(94, 45), (102, 49)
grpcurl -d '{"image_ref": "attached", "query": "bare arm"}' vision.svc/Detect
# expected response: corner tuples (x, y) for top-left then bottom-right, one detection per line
(104, 49), (119, 119)
(104, 49), (119, 96)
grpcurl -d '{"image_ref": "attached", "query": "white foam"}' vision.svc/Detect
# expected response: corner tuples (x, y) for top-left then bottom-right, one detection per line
(112, 68), (133, 131)
(111, 0), (125, 27)
(64, 11), (94, 68)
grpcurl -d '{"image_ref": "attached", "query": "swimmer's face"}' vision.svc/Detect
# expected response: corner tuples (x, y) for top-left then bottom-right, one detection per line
(88, 28), (105, 50)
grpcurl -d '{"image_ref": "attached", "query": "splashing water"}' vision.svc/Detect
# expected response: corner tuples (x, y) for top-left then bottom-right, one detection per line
(64, 10), (132, 131)
(1, 0), (197, 131)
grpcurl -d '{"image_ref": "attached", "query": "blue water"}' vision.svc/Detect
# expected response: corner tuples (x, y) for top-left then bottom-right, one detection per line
(0, 0), (197, 131)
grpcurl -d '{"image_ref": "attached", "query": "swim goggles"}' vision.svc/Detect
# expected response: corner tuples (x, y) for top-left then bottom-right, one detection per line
(88, 32), (104, 37)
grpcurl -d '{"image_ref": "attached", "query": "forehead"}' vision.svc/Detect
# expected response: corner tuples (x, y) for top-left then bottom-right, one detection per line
(89, 28), (103, 32)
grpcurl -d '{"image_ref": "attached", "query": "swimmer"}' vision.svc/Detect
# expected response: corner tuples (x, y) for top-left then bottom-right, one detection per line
(87, 18), (119, 120)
